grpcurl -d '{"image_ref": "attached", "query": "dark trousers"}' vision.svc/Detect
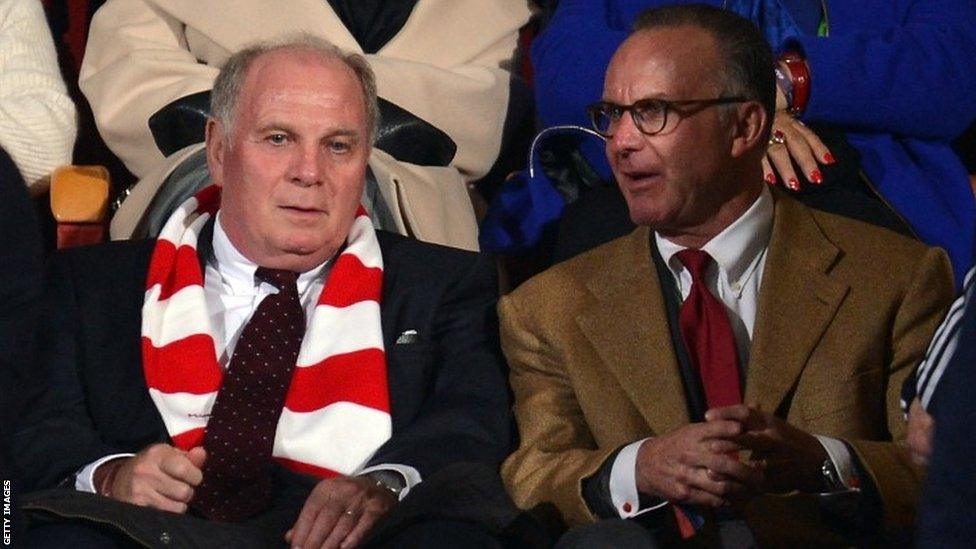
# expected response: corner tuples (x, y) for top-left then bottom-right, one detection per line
(556, 519), (661, 549)
(26, 518), (505, 549)
(19, 463), (547, 548)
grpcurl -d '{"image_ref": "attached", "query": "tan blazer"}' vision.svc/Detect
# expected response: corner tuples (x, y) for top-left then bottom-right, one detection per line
(499, 193), (954, 545)
(80, 0), (532, 250)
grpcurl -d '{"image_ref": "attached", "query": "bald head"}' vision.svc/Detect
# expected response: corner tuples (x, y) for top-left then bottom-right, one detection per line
(211, 35), (379, 144)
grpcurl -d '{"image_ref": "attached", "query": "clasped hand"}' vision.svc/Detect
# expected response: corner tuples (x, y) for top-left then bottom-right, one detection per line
(636, 404), (828, 507)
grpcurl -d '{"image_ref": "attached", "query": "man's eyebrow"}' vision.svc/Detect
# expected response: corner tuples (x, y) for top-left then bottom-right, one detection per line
(254, 123), (361, 140)
(324, 129), (360, 139)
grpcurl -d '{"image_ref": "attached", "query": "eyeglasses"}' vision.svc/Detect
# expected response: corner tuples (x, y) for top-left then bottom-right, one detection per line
(586, 96), (747, 137)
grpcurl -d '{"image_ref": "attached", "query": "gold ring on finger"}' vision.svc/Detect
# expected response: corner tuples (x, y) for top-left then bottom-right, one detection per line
(768, 129), (786, 146)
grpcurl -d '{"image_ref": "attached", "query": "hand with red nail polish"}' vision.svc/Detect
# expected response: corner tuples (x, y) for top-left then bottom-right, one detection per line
(765, 108), (834, 190)
(761, 158), (778, 186)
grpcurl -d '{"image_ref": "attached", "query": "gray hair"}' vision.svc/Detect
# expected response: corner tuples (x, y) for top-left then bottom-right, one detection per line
(210, 33), (380, 143)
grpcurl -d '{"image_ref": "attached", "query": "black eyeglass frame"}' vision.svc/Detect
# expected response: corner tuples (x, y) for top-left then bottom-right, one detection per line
(586, 96), (748, 137)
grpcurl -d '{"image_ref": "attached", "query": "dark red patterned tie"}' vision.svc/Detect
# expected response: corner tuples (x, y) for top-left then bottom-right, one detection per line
(675, 249), (742, 409)
(192, 268), (305, 521)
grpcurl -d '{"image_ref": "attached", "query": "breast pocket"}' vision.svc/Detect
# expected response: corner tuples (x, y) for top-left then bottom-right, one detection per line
(386, 343), (437, 424)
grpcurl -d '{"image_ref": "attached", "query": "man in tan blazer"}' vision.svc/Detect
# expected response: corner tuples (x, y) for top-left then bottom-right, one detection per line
(499, 5), (954, 546)
(79, 0), (532, 250)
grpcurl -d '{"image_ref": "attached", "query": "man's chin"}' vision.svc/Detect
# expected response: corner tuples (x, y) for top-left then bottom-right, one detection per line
(266, 240), (341, 271)
(626, 207), (670, 229)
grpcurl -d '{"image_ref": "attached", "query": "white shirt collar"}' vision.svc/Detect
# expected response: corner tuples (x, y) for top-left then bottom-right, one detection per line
(656, 185), (774, 293)
(211, 211), (331, 295)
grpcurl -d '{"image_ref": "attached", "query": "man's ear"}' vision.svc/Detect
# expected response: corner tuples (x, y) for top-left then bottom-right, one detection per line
(729, 101), (767, 159)
(205, 118), (225, 188)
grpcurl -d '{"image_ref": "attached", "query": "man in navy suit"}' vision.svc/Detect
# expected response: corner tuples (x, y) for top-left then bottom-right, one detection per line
(0, 146), (43, 546)
(914, 247), (976, 547)
(11, 36), (517, 548)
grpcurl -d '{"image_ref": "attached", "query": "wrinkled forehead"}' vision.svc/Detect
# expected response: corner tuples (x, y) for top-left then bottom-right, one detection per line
(604, 27), (723, 102)
(240, 49), (365, 118)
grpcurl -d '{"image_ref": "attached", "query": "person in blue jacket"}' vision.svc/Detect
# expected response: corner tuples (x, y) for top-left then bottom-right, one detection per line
(532, 0), (976, 285)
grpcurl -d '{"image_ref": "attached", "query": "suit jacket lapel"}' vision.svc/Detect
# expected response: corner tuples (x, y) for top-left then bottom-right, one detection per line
(196, 215), (216, 273)
(745, 193), (849, 414)
(576, 228), (692, 435)
(374, 232), (420, 433)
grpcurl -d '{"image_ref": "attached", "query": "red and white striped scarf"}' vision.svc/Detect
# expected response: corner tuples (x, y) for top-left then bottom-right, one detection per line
(142, 185), (391, 479)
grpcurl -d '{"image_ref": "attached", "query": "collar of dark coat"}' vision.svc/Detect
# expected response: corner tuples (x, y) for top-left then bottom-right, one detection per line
(195, 214), (217, 274)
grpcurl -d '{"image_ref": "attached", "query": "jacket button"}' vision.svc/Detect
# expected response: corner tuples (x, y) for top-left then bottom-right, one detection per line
(159, 531), (172, 544)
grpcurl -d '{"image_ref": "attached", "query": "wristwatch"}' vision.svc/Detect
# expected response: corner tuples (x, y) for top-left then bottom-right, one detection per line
(821, 458), (844, 492)
(366, 470), (406, 499)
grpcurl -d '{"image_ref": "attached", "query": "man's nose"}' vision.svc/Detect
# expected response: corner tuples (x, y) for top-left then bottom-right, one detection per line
(607, 112), (644, 155)
(290, 143), (322, 186)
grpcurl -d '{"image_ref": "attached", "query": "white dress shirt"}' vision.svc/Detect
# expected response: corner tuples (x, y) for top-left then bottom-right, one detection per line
(608, 186), (857, 518)
(78, 213), (419, 498)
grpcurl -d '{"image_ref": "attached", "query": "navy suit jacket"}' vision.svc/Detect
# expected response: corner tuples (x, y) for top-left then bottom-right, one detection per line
(0, 147), (42, 544)
(0, 147), (42, 470)
(12, 230), (511, 492)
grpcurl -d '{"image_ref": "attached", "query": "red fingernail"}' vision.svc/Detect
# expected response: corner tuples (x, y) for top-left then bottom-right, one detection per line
(788, 177), (800, 191)
(809, 169), (823, 184)
(823, 152), (836, 164)
(765, 172), (776, 185)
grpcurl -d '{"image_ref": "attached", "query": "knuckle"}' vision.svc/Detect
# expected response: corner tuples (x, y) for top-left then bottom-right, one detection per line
(671, 483), (690, 500)
(179, 485), (194, 502)
(676, 466), (695, 483)
(310, 482), (331, 501)
(168, 461), (186, 477)
(132, 462), (153, 478)
(365, 500), (388, 516)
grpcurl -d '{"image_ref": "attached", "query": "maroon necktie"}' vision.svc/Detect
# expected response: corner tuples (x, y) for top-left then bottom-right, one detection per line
(192, 267), (305, 521)
(675, 249), (742, 409)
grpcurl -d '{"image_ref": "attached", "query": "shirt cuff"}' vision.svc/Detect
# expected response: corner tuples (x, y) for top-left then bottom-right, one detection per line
(357, 463), (421, 501)
(609, 438), (669, 518)
(815, 435), (860, 490)
(74, 453), (135, 493)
